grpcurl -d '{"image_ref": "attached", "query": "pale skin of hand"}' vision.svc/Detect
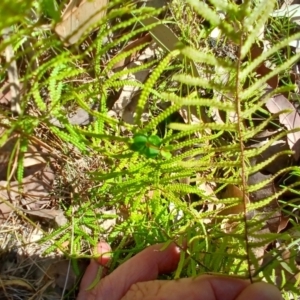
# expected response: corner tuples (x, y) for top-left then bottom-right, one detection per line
(77, 242), (283, 300)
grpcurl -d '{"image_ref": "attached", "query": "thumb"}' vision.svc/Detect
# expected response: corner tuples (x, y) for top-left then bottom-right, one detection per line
(77, 242), (111, 300)
(236, 281), (283, 300)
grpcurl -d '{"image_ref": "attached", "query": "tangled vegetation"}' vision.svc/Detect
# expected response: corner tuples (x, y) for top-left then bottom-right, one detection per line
(1, 0), (300, 298)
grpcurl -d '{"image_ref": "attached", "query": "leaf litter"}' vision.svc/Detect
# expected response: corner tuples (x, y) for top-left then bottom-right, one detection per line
(266, 94), (300, 160)
(55, 0), (108, 45)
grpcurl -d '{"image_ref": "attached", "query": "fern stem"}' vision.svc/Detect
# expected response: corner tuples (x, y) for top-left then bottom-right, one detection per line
(235, 26), (253, 282)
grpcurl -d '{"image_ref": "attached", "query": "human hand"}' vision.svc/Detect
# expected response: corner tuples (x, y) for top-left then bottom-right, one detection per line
(77, 242), (283, 300)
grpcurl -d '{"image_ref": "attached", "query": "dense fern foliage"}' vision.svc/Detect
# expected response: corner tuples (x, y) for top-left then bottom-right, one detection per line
(2, 0), (300, 297)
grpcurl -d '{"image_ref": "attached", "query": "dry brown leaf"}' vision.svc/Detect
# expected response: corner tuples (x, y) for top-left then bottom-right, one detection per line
(0, 159), (54, 225)
(0, 180), (20, 199)
(247, 170), (282, 271)
(50, 107), (92, 127)
(252, 129), (281, 139)
(0, 81), (22, 106)
(265, 94), (300, 160)
(44, 259), (87, 290)
(0, 180), (20, 224)
(277, 214), (290, 233)
(55, 0), (108, 45)
(21, 208), (67, 227)
(256, 64), (279, 89)
(21, 165), (55, 204)
(0, 139), (47, 181)
(0, 199), (13, 223)
(61, 0), (83, 17)
(219, 185), (250, 233)
(198, 182), (219, 203)
(220, 184), (249, 216)
(249, 42), (278, 89)
(23, 151), (46, 167)
(141, 17), (180, 54)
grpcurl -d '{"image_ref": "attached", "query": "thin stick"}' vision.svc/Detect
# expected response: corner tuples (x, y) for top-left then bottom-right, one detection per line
(2, 26), (21, 115)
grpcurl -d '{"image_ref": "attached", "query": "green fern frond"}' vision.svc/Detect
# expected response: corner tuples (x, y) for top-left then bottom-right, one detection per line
(96, 20), (162, 60)
(242, 113), (285, 139)
(16, 138), (30, 183)
(32, 82), (47, 111)
(249, 151), (293, 175)
(135, 50), (180, 125)
(143, 104), (182, 133)
(104, 42), (152, 74)
(166, 136), (214, 151)
(180, 46), (234, 68)
(241, 0), (277, 58)
(241, 31), (300, 80)
(187, 0), (221, 27)
(168, 122), (236, 132)
(242, 54), (300, 99)
(104, 79), (144, 90)
(248, 233), (283, 248)
(165, 183), (206, 196)
(163, 129), (223, 145)
(5, 1), (300, 296)
(49, 125), (87, 152)
(163, 92), (235, 112)
(173, 74), (234, 92)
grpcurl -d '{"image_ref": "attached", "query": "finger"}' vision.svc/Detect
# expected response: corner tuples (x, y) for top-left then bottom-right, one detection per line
(94, 242), (181, 300)
(201, 276), (251, 300)
(77, 242), (111, 300)
(236, 281), (283, 300)
(95, 242), (112, 266)
(121, 276), (250, 300)
(207, 277), (282, 300)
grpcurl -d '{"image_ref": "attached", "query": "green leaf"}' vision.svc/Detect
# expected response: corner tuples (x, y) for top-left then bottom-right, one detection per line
(133, 134), (148, 144)
(148, 135), (162, 147)
(144, 147), (159, 158)
(41, 0), (60, 22)
(131, 134), (148, 152)
(161, 150), (172, 159)
(130, 143), (146, 152)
